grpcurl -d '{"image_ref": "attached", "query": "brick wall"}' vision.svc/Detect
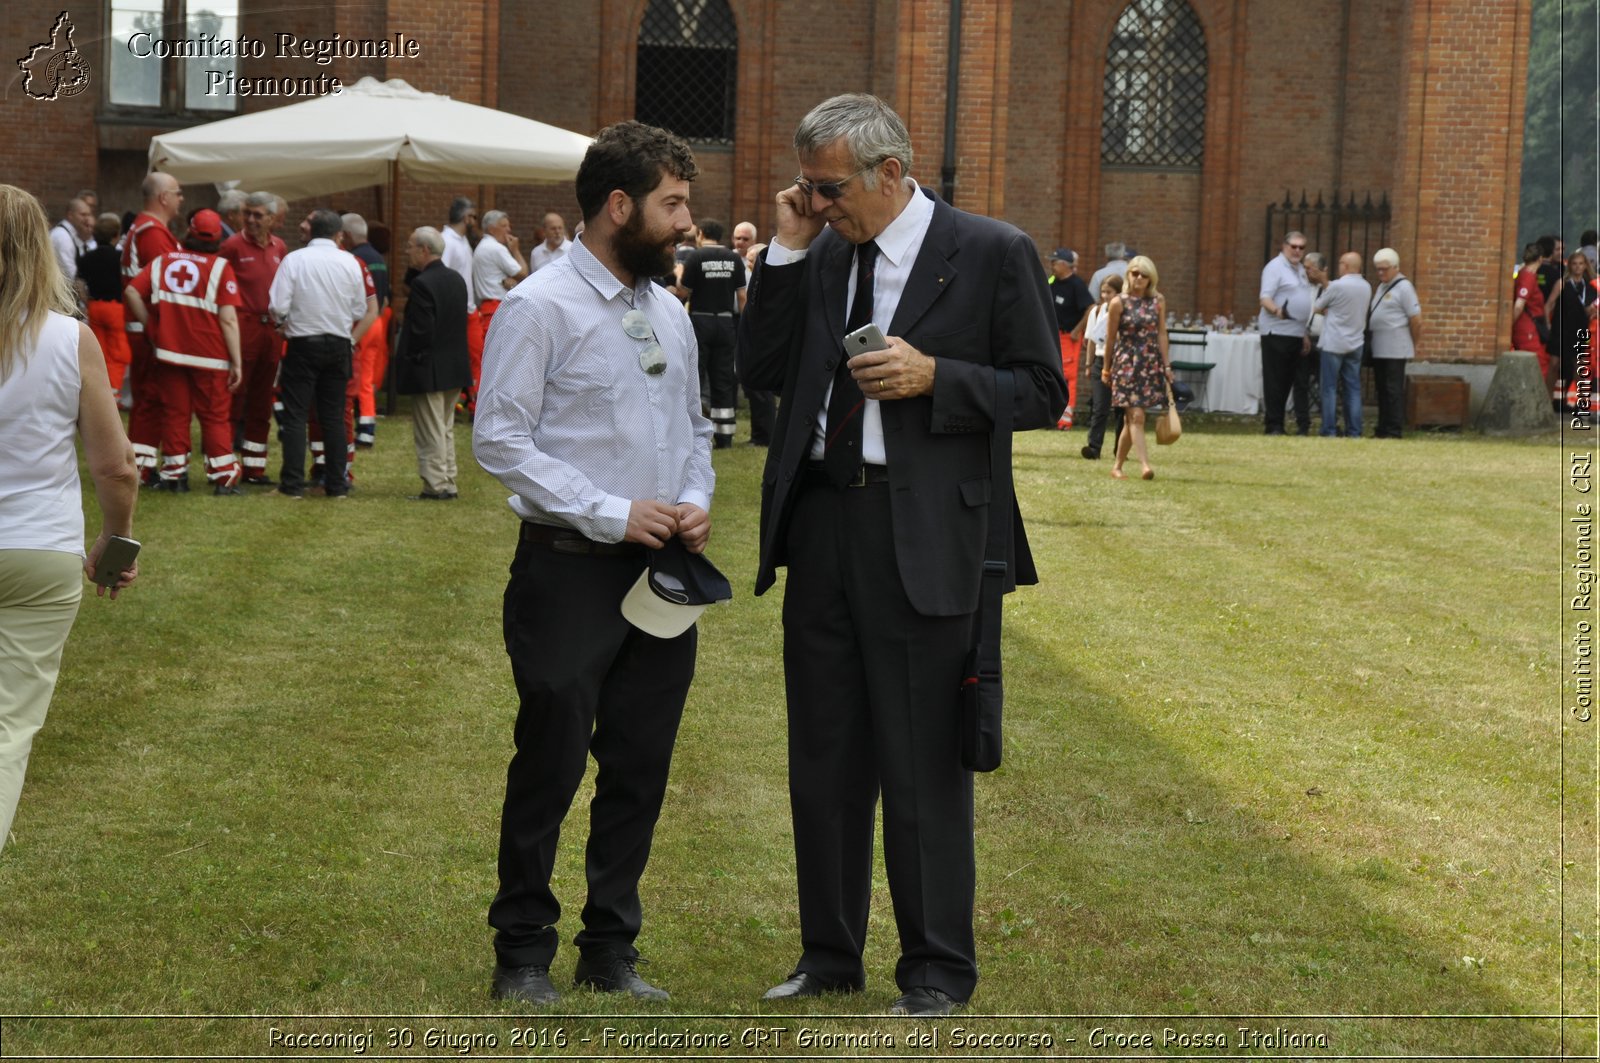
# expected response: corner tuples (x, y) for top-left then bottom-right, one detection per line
(4, 4), (108, 218)
(1390, 0), (1531, 363)
(0, 0), (1532, 363)
(1098, 169), (1204, 316)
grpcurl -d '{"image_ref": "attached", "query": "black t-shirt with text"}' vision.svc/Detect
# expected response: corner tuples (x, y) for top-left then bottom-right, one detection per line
(680, 244), (747, 315)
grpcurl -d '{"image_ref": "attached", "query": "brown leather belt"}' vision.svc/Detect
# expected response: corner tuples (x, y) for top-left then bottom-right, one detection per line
(804, 462), (889, 487)
(519, 521), (641, 556)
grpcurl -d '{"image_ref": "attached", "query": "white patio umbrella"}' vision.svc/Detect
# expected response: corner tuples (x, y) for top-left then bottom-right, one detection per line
(148, 76), (591, 200)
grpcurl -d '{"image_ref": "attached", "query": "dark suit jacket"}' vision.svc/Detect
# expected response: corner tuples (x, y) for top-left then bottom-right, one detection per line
(737, 188), (1067, 617)
(395, 259), (471, 395)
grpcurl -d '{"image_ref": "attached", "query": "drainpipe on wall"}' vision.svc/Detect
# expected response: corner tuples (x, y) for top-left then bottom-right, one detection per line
(940, 0), (962, 204)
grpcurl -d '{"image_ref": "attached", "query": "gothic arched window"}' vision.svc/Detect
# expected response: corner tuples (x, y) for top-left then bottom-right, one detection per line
(635, 0), (738, 143)
(1101, 0), (1207, 168)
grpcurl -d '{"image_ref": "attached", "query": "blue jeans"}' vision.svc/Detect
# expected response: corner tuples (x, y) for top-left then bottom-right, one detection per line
(1319, 349), (1363, 437)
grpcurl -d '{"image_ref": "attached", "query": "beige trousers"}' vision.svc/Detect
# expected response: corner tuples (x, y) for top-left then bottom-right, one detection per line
(0, 549), (83, 853)
(412, 389), (460, 495)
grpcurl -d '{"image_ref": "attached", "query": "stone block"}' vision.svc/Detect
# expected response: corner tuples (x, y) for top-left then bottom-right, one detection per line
(1475, 351), (1559, 435)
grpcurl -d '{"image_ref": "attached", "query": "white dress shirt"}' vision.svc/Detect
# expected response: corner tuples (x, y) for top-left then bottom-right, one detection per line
(1084, 302), (1110, 347)
(766, 180), (936, 465)
(529, 238), (573, 273)
(267, 238), (368, 339)
(473, 236), (714, 543)
(441, 225), (477, 311)
(472, 233), (522, 304)
(50, 221), (91, 281)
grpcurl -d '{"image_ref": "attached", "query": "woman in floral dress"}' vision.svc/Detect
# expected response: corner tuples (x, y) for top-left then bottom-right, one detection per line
(1100, 255), (1172, 480)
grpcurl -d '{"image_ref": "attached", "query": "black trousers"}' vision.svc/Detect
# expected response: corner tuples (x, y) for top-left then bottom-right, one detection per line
(1259, 333), (1310, 434)
(693, 314), (738, 445)
(278, 334), (352, 493)
(744, 384), (776, 445)
(1371, 358), (1408, 438)
(489, 535), (695, 967)
(1084, 355), (1124, 454)
(781, 474), (978, 1001)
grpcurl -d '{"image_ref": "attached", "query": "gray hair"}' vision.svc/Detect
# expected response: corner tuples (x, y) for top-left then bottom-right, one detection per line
(245, 191), (276, 211)
(411, 226), (445, 256)
(1303, 251), (1327, 271)
(1104, 241), (1126, 260)
(217, 189), (247, 213)
(1284, 230), (1307, 245)
(1373, 246), (1400, 269)
(272, 195), (287, 216)
(341, 212), (368, 242)
(480, 209), (507, 230)
(306, 208), (343, 240)
(794, 94), (914, 188)
(448, 196), (475, 224)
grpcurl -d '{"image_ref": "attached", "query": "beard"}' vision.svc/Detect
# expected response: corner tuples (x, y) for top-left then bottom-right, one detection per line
(613, 208), (678, 279)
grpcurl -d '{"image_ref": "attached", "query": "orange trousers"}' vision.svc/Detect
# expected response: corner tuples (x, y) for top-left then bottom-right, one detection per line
(87, 300), (132, 392)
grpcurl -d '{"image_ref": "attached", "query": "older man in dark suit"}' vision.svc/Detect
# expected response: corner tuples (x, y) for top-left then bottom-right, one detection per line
(397, 226), (471, 500)
(737, 93), (1066, 1017)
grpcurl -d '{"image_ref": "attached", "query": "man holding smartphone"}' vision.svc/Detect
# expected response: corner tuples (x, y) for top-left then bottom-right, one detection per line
(737, 93), (1065, 1016)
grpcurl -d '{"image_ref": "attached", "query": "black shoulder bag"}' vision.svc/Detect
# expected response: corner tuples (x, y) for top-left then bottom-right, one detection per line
(960, 369), (1014, 773)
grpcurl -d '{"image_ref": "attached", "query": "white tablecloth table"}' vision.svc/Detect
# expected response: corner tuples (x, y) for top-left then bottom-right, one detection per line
(1203, 331), (1263, 414)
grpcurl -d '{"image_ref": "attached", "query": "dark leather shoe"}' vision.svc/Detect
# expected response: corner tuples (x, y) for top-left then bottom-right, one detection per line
(410, 490), (458, 501)
(490, 964), (559, 1005)
(888, 986), (962, 1017)
(1080, 445), (1100, 460)
(763, 971), (863, 1000)
(242, 475), (276, 487)
(573, 954), (669, 1001)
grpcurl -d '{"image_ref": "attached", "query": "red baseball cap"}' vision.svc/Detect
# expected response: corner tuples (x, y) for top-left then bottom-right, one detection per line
(188, 209), (223, 242)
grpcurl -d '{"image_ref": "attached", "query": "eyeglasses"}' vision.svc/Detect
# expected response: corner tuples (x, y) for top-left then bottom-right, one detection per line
(1127, 269), (1146, 277)
(1286, 243), (1307, 251)
(244, 209), (269, 219)
(622, 308), (667, 375)
(794, 161), (879, 202)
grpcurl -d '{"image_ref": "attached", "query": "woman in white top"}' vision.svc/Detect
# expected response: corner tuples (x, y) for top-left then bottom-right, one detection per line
(0, 184), (139, 853)
(1074, 273), (1124, 460)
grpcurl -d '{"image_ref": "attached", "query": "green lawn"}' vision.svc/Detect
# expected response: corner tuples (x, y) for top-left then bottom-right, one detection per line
(0, 409), (1581, 1059)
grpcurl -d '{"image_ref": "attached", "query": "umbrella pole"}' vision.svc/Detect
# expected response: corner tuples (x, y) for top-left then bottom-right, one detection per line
(385, 159), (399, 417)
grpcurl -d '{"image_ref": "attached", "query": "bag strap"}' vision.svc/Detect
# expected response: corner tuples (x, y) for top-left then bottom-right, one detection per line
(1366, 279), (1398, 329)
(974, 369), (1015, 689)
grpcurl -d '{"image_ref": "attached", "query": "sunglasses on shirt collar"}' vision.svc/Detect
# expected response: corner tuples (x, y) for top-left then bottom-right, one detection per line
(622, 308), (667, 375)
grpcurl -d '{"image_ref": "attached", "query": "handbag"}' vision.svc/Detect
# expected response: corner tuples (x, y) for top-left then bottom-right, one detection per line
(1155, 377), (1182, 445)
(960, 369), (1014, 773)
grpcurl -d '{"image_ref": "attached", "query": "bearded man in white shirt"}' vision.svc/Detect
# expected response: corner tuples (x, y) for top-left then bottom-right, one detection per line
(474, 120), (711, 1009)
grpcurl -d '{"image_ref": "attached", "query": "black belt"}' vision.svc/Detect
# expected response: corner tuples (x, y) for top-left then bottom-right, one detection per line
(690, 311), (735, 318)
(519, 521), (642, 556)
(804, 461), (890, 488)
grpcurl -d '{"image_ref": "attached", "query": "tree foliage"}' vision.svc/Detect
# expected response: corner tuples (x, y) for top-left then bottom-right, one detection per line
(1519, 0), (1599, 245)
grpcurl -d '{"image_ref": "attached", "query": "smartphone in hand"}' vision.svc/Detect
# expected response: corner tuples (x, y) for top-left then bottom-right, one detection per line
(92, 535), (140, 588)
(844, 323), (888, 358)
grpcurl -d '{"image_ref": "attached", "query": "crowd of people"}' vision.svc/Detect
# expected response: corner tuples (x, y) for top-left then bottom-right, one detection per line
(1512, 231), (1599, 408)
(40, 175), (606, 501)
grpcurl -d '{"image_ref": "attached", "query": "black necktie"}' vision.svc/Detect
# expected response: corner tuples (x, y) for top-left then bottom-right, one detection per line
(824, 240), (879, 487)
